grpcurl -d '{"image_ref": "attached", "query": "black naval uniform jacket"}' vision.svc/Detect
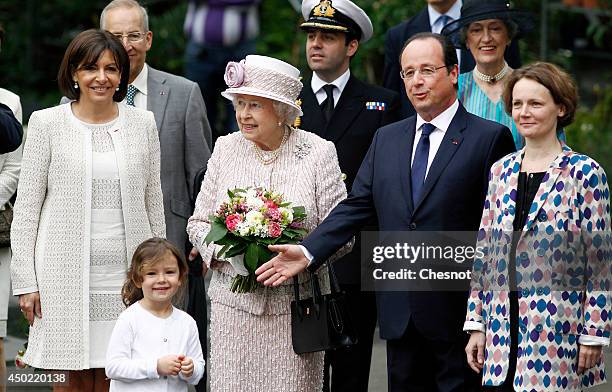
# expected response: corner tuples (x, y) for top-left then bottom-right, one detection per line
(298, 74), (400, 284)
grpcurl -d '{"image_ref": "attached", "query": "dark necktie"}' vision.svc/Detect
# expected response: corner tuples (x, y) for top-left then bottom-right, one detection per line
(321, 84), (335, 123)
(126, 84), (137, 106)
(436, 15), (451, 33)
(411, 123), (436, 204)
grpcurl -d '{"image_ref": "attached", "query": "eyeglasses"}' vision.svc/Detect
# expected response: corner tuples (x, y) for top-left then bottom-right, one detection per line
(400, 65), (447, 80)
(111, 32), (146, 43)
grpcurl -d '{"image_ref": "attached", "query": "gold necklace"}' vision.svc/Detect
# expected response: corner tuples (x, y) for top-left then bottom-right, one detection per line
(253, 126), (290, 165)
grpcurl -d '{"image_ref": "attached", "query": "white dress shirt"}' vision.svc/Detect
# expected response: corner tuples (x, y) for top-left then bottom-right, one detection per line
(411, 99), (459, 179)
(428, 0), (462, 66)
(125, 64), (149, 109)
(311, 68), (351, 107)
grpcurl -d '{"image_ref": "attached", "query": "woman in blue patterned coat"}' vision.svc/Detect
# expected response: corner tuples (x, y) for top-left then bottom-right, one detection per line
(464, 62), (611, 391)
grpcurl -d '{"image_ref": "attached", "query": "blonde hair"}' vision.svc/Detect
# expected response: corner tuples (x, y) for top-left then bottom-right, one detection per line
(122, 237), (188, 306)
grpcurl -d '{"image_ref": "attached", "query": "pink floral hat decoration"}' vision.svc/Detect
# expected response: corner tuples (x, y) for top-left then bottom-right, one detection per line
(221, 55), (303, 116)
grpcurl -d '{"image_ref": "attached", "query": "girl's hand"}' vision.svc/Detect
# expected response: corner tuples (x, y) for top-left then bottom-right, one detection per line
(19, 292), (42, 326)
(577, 345), (603, 375)
(178, 354), (194, 378)
(157, 355), (181, 376)
(465, 331), (486, 373)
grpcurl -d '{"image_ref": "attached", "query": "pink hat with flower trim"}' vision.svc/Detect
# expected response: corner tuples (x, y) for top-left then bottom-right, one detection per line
(221, 55), (303, 116)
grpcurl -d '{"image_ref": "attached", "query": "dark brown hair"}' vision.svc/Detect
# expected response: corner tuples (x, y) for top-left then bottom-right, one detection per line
(503, 62), (578, 130)
(400, 32), (458, 89)
(122, 237), (189, 307)
(57, 29), (130, 101)
(400, 32), (458, 73)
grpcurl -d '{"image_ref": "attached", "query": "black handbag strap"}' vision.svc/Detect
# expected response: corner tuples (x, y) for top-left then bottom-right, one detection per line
(327, 262), (341, 294)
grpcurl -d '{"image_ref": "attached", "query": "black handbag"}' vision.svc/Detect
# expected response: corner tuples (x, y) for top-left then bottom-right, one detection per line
(290, 263), (358, 354)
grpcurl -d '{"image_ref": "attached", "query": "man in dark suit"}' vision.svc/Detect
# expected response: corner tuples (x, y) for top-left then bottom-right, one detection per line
(0, 103), (21, 154)
(297, 1), (399, 391)
(383, 0), (521, 119)
(256, 32), (515, 391)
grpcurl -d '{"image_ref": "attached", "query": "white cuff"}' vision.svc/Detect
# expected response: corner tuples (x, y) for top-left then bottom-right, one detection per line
(147, 357), (160, 379)
(579, 335), (609, 347)
(463, 321), (486, 333)
(298, 245), (314, 266)
(13, 286), (39, 296)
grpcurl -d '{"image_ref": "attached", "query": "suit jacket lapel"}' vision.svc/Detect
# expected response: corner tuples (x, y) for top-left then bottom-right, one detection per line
(413, 106), (466, 213)
(325, 75), (365, 143)
(147, 67), (169, 130)
(400, 117), (417, 214)
(523, 144), (573, 231)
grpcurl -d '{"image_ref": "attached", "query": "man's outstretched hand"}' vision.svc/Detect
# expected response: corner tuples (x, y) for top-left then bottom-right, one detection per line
(255, 244), (310, 286)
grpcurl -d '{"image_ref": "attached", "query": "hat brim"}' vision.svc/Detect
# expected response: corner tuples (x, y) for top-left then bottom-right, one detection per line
(441, 10), (535, 49)
(221, 87), (303, 117)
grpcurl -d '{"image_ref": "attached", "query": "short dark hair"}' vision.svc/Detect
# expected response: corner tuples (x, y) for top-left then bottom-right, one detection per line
(400, 32), (458, 87)
(503, 62), (578, 130)
(57, 29), (130, 101)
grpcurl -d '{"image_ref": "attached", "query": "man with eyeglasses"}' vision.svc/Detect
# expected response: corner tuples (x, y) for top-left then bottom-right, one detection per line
(296, 2), (399, 390)
(100, 2), (211, 387)
(99, 0), (211, 253)
(255, 32), (515, 391)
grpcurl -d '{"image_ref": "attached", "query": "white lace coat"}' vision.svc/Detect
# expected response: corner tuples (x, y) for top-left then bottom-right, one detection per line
(10, 103), (165, 369)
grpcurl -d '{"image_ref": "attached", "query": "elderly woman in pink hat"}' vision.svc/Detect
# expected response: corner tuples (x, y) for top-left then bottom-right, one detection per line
(187, 55), (350, 391)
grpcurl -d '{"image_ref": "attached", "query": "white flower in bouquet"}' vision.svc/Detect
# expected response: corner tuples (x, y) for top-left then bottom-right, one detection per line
(245, 188), (264, 209)
(236, 221), (251, 236)
(279, 207), (293, 224)
(245, 210), (264, 226)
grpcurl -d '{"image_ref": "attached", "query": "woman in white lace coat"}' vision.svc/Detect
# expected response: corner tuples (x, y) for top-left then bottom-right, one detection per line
(10, 30), (164, 390)
(187, 55), (350, 391)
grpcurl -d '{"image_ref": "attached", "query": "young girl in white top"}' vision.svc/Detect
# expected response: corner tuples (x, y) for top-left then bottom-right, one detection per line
(106, 238), (205, 391)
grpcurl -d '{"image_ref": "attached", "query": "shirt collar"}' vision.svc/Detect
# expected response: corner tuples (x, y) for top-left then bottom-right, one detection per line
(311, 68), (351, 95)
(415, 99), (459, 133)
(130, 63), (148, 95)
(428, 0), (462, 29)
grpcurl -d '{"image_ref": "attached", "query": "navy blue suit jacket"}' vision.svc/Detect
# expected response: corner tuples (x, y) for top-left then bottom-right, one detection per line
(303, 103), (515, 340)
(0, 102), (22, 154)
(383, 7), (522, 119)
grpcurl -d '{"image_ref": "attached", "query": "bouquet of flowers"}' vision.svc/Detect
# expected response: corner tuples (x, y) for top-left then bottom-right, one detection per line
(204, 187), (307, 293)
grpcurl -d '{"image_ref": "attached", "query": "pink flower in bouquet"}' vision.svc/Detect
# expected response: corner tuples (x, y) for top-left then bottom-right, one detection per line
(264, 200), (277, 209)
(226, 214), (242, 231)
(224, 60), (246, 88)
(268, 221), (282, 238)
(265, 208), (282, 221)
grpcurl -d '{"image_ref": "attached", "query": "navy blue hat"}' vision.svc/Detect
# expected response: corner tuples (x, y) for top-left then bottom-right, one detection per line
(441, 0), (535, 48)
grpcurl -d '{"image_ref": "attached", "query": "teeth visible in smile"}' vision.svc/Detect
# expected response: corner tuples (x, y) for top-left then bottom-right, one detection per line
(92, 87), (107, 91)
(480, 46), (495, 51)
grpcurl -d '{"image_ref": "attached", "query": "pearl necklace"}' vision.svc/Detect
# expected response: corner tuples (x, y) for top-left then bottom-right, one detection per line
(253, 126), (290, 165)
(473, 62), (510, 84)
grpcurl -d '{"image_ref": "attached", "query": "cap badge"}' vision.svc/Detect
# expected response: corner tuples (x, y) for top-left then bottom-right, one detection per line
(313, 0), (336, 18)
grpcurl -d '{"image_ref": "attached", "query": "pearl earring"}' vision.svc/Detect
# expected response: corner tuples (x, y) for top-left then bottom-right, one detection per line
(73, 81), (79, 89)
(277, 121), (282, 127)
(116, 87), (120, 91)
